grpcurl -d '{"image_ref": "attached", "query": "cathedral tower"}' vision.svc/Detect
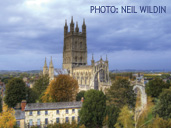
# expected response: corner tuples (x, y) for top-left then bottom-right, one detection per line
(49, 56), (54, 80)
(63, 16), (87, 71)
(43, 57), (49, 75)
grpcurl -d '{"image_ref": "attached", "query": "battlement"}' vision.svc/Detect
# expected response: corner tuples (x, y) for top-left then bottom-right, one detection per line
(64, 16), (86, 37)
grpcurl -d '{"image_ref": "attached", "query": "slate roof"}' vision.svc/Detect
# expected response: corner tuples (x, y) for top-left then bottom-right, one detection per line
(54, 69), (68, 76)
(25, 101), (82, 111)
(15, 110), (25, 120)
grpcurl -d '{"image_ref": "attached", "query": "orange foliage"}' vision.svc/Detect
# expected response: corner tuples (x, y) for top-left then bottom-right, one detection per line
(0, 105), (16, 128)
(41, 75), (79, 102)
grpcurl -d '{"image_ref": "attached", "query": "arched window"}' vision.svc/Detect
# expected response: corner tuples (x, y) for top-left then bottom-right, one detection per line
(75, 56), (77, 62)
(80, 57), (82, 63)
(80, 42), (82, 49)
(75, 42), (77, 49)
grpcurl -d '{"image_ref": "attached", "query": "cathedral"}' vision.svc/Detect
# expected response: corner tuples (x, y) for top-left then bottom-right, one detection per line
(43, 17), (111, 92)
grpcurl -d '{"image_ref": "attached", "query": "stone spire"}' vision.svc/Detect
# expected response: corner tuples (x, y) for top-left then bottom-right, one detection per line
(49, 56), (54, 80)
(43, 57), (48, 75)
(70, 16), (74, 33)
(106, 55), (108, 61)
(91, 53), (94, 66)
(44, 57), (48, 68)
(75, 21), (79, 33)
(82, 18), (86, 34)
(49, 56), (54, 68)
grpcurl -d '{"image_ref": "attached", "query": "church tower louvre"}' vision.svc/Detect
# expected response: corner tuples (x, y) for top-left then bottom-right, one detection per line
(63, 16), (87, 71)
(43, 57), (49, 75)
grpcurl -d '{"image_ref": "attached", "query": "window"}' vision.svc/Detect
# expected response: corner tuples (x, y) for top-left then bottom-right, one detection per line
(66, 117), (69, 123)
(45, 118), (48, 125)
(16, 121), (20, 127)
(72, 116), (75, 121)
(56, 110), (60, 114)
(56, 118), (60, 123)
(80, 42), (82, 49)
(29, 119), (33, 126)
(29, 111), (32, 116)
(37, 119), (40, 126)
(72, 109), (75, 113)
(37, 111), (40, 115)
(78, 116), (80, 123)
(66, 109), (69, 114)
(45, 110), (48, 115)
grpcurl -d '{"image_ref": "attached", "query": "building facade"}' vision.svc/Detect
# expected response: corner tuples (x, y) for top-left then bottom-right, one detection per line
(43, 17), (111, 92)
(24, 102), (82, 128)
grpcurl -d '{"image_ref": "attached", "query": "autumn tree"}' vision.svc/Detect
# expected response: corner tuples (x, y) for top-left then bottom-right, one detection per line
(4, 78), (26, 108)
(115, 105), (134, 128)
(155, 87), (171, 119)
(76, 91), (86, 101)
(79, 90), (106, 128)
(0, 97), (2, 113)
(32, 74), (49, 100)
(41, 75), (78, 102)
(148, 116), (171, 128)
(146, 78), (170, 98)
(106, 77), (136, 108)
(0, 105), (16, 128)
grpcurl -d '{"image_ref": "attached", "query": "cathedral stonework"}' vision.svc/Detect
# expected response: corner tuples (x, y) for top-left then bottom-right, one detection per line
(43, 17), (111, 92)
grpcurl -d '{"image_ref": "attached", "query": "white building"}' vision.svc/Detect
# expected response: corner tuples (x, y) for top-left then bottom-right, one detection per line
(24, 101), (82, 128)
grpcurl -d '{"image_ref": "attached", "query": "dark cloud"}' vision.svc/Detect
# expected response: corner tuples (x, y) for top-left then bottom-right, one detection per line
(0, 0), (171, 70)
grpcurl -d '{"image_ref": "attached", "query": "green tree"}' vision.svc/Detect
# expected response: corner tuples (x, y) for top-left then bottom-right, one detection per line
(106, 77), (136, 108)
(79, 90), (106, 128)
(41, 75), (78, 102)
(32, 74), (49, 100)
(76, 91), (86, 101)
(155, 87), (171, 119)
(105, 105), (120, 128)
(26, 87), (37, 103)
(115, 105), (134, 128)
(4, 78), (26, 108)
(146, 78), (170, 98)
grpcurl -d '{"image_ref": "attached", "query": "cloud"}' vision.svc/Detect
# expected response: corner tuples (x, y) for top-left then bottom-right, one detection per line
(0, 0), (171, 70)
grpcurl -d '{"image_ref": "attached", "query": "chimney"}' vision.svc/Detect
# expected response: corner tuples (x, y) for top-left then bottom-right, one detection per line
(81, 97), (84, 102)
(21, 100), (26, 111)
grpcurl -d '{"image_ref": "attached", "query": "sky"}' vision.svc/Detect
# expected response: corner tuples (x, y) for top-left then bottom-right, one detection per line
(0, 0), (171, 71)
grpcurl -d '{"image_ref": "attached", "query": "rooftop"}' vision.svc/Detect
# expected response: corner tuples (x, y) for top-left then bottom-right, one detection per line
(25, 101), (82, 111)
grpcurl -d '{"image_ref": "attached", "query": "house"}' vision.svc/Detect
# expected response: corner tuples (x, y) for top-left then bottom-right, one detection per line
(24, 101), (82, 128)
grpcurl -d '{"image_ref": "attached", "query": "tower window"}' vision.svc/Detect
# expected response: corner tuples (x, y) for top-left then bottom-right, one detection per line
(75, 57), (77, 62)
(75, 42), (77, 49)
(80, 57), (82, 63)
(80, 42), (82, 49)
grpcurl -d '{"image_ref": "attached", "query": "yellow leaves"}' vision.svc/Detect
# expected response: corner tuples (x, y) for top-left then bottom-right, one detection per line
(0, 105), (16, 128)
(41, 75), (79, 103)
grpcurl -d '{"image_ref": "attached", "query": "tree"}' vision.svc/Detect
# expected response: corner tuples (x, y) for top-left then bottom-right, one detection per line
(79, 90), (106, 128)
(0, 97), (2, 113)
(146, 78), (170, 98)
(41, 75), (78, 102)
(106, 77), (136, 108)
(0, 105), (16, 128)
(147, 116), (171, 128)
(32, 74), (49, 100)
(105, 105), (120, 128)
(155, 87), (171, 119)
(115, 105), (134, 128)
(76, 91), (86, 101)
(4, 78), (26, 108)
(26, 86), (37, 103)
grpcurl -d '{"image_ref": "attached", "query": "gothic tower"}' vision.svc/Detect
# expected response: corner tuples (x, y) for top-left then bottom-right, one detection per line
(43, 57), (49, 75)
(63, 16), (87, 71)
(49, 56), (54, 80)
